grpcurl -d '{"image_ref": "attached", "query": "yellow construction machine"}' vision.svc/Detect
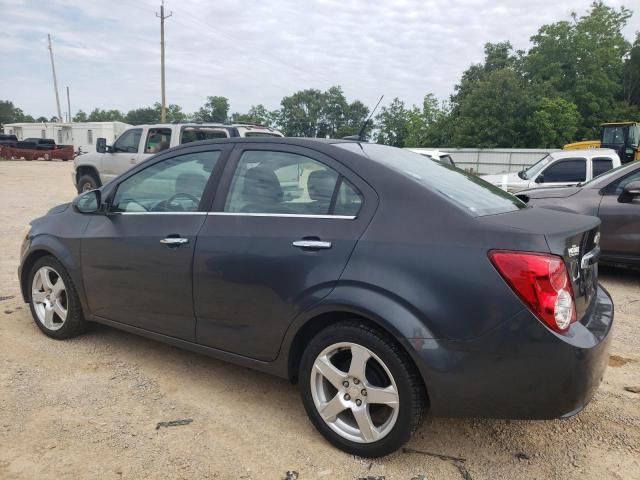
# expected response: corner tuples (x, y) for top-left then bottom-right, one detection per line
(564, 122), (640, 163)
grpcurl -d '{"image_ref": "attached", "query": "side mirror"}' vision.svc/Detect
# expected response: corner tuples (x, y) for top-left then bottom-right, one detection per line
(96, 138), (107, 153)
(619, 180), (640, 203)
(535, 174), (544, 184)
(73, 190), (102, 214)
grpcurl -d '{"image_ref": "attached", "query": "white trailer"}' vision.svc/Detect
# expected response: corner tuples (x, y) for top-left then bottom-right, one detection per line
(3, 121), (131, 154)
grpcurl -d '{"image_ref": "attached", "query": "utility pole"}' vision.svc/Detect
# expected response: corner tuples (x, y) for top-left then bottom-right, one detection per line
(66, 86), (71, 122)
(47, 34), (63, 122)
(156, 2), (172, 123)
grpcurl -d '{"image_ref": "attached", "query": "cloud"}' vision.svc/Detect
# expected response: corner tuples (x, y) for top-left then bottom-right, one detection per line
(1, 0), (638, 119)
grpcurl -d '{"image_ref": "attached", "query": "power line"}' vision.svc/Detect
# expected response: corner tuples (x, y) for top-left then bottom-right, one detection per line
(156, 1), (173, 123)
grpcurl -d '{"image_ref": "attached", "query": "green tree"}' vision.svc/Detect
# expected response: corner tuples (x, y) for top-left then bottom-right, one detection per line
(124, 107), (160, 125)
(194, 96), (230, 123)
(525, 2), (633, 136)
(624, 33), (640, 106)
(231, 104), (278, 127)
(73, 110), (88, 122)
(529, 97), (581, 147)
(278, 89), (325, 137)
(375, 98), (411, 147)
(87, 108), (125, 122)
(153, 102), (187, 123)
(0, 101), (36, 126)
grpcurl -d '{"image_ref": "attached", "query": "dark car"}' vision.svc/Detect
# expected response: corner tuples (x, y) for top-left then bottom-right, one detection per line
(517, 162), (640, 267)
(18, 138), (613, 457)
(16, 138), (57, 150)
(0, 133), (18, 146)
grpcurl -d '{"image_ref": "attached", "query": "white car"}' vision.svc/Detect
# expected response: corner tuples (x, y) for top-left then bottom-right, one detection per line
(405, 148), (455, 167)
(72, 123), (284, 192)
(482, 149), (621, 193)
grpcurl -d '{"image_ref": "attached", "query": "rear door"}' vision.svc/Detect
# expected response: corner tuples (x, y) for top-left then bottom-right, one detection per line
(193, 143), (376, 360)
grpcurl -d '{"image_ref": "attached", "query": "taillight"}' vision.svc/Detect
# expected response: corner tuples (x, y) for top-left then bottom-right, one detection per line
(489, 250), (576, 333)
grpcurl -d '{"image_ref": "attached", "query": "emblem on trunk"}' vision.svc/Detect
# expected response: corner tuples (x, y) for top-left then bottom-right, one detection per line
(568, 245), (580, 257)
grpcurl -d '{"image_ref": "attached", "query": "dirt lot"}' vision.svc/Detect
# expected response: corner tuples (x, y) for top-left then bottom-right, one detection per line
(0, 160), (638, 480)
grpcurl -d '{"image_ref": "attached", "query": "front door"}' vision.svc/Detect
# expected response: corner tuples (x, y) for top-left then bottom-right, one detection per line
(598, 169), (640, 263)
(81, 146), (228, 340)
(193, 144), (376, 360)
(101, 128), (144, 183)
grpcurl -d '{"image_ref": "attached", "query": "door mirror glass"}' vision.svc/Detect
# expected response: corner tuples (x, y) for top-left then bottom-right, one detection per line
(619, 180), (640, 203)
(96, 138), (107, 153)
(74, 190), (101, 213)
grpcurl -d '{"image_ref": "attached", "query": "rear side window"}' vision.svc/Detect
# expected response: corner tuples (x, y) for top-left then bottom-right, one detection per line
(181, 127), (228, 144)
(336, 143), (524, 216)
(145, 128), (172, 153)
(592, 157), (613, 178)
(334, 179), (362, 216)
(542, 159), (586, 183)
(224, 150), (352, 216)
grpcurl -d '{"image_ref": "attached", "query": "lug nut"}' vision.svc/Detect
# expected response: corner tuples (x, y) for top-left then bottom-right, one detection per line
(344, 394), (351, 401)
(361, 389), (367, 396)
(356, 399), (362, 406)
(343, 381), (349, 388)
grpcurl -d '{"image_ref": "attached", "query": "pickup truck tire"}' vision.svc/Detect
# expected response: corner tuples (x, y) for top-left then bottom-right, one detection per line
(77, 173), (100, 193)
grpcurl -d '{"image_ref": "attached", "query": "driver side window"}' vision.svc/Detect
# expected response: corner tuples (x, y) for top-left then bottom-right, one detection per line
(113, 129), (142, 153)
(112, 151), (221, 213)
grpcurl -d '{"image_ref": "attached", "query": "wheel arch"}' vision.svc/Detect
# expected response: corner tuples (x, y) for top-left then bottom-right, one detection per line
(283, 286), (435, 398)
(75, 164), (102, 187)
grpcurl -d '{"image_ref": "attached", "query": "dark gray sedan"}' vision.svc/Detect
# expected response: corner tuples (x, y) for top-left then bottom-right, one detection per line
(18, 138), (613, 457)
(517, 162), (640, 267)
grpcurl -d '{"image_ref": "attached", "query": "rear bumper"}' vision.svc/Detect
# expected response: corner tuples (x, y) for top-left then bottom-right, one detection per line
(414, 284), (614, 419)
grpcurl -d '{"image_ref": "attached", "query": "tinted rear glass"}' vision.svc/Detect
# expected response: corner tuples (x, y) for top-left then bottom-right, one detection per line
(335, 143), (525, 216)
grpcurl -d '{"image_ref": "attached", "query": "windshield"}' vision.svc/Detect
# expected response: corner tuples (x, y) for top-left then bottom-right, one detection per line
(522, 154), (552, 179)
(581, 162), (639, 188)
(335, 143), (525, 216)
(602, 125), (627, 145)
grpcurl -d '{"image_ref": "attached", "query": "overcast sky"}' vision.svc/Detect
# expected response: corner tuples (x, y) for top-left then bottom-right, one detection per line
(1, 0), (638, 119)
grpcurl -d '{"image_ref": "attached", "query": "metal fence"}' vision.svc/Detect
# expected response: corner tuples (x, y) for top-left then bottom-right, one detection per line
(437, 148), (560, 175)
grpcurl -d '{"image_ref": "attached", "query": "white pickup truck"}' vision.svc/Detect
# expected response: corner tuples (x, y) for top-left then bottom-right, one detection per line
(72, 122), (283, 192)
(482, 148), (621, 193)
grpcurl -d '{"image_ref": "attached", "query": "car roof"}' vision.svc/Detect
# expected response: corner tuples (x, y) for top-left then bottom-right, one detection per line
(131, 123), (280, 130)
(550, 148), (618, 159)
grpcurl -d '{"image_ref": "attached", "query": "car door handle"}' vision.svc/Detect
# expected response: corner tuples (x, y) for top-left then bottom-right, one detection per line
(160, 237), (189, 246)
(292, 240), (332, 250)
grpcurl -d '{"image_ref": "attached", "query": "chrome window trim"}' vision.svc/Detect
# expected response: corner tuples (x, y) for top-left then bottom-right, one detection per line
(116, 211), (356, 219)
(209, 212), (356, 219)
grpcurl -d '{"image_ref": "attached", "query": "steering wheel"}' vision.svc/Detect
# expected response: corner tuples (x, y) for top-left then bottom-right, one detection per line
(166, 192), (200, 211)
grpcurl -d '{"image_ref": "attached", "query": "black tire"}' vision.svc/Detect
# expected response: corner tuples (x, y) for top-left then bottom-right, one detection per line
(27, 255), (87, 339)
(76, 173), (99, 194)
(299, 321), (426, 457)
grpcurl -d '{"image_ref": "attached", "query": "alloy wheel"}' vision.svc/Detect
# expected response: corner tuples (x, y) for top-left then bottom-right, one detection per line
(31, 266), (68, 331)
(310, 342), (400, 443)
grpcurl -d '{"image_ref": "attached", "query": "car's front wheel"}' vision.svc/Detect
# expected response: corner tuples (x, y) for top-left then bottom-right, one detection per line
(28, 255), (87, 339)
(299, 321), (426, 457)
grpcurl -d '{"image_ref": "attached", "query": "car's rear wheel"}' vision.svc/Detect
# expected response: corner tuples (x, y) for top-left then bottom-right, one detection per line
(299, 321), (426, 457)
(77, 173), (99, 193)
(28, 256), (86, 339)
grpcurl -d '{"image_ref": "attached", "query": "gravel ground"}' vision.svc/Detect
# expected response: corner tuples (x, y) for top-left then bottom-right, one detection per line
(0, 160), (638, 480)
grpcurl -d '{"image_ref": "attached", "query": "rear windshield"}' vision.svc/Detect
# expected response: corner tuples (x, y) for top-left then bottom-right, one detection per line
(336, 143), (525, 216)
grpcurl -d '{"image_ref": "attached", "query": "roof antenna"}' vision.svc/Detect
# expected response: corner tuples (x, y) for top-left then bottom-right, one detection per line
(343, 94), (384, 141)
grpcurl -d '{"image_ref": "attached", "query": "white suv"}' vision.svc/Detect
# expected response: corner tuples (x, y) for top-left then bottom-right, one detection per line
(72, 123), (283, 192)
(482, 149), (621, 193)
